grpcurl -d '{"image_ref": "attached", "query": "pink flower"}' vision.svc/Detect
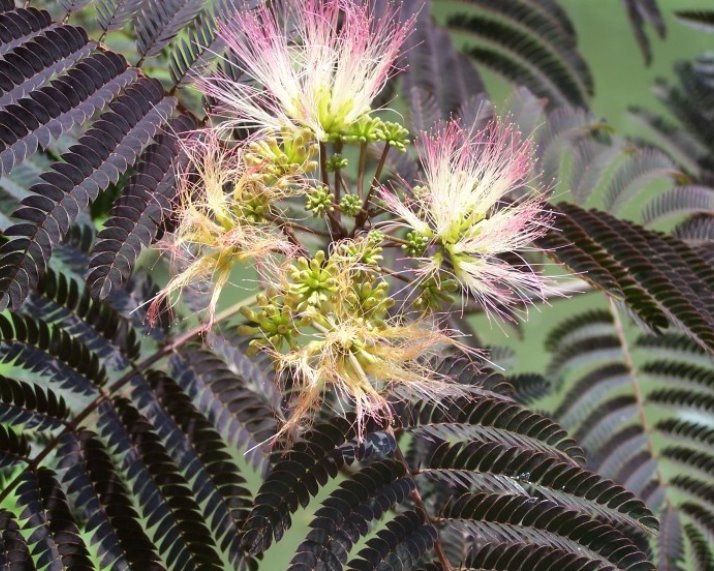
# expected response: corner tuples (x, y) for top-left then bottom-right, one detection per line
(383, 119), (553, 317)
(198, 0), (413, 140)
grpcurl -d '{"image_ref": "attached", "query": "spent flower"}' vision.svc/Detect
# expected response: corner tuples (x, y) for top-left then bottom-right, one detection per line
(150, 132), (298, 323)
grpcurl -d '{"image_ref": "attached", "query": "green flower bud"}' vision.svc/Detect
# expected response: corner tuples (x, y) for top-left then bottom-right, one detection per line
(414, 276), (459, 311)
(240, 297), (297, 350)
(378, 121), (410, 152)
(237, 195), (270, 223)
(332, 236), (384, 267)
(288, 250), (338, 309)
(366, 230), (385, 245)
(353, 279), (393, 323)
(306, 185), (334, 217)
(344, 115), (385, 143)
(326, 154), (349, 172)
(246, 128), (318, 182)
(403, 230), (431, 257)
(339, 193), (363, 217)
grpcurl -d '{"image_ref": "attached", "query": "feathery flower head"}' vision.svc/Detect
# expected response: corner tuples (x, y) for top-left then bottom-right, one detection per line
(199, 0), (413, 141)
(240, 235), (472, 439)
(383, 119), (552, 317)
(272, 311), (463, 439)
(150, 132), (298, 323)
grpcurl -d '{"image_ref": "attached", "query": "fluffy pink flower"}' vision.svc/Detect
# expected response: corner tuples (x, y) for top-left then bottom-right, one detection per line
(198, 0), (413, 140)
(382, 119), (553, 317)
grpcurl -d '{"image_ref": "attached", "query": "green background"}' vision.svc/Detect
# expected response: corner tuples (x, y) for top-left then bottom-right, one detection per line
(562, 0), (711, 132)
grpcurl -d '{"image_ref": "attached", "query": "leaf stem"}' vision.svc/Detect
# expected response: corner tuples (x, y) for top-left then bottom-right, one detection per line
(609, 299), (668, 490)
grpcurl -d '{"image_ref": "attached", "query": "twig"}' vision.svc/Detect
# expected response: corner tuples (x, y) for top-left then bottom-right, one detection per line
(356, 141), (367, 199)
(320, 141), (344, 238)
(353, 142), (390, 234)
(334, 140), (343, 204)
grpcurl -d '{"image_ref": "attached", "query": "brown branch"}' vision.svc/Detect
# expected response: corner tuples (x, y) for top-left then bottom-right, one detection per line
(334, 140), (343, 205)
(320, 141), (345, 239)
(356, 141), (368, 199)
(353, 142), (390, 234)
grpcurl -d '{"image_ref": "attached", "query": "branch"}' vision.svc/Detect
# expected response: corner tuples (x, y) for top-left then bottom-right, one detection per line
(353, 142), (390, 234)
(320, 141), (345, 238)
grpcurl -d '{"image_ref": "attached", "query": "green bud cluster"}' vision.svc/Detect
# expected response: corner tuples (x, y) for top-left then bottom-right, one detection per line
(339, 193), (362, 217)
(287, 250), (338, 310)
(239, 294), (298, 351)
(367, 230), (385, 244)
(344, 116), (411, 149)
(332, 231), (384, 267)
(345, 116), (384, 143)
(413, 276), (458, 312)
(379, 121), (410, 152)
(241, 237), (395, 354)
(306, 185), (334, 216)
(351, 279), (393, 325)
(403, 230), (430, 257)
(234, 193), (271, 223)
(326, 154), (349, 172)
(245, 129), (318, 182)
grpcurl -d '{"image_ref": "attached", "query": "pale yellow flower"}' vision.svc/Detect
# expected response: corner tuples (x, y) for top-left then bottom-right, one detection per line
(150, 132), (298, 323)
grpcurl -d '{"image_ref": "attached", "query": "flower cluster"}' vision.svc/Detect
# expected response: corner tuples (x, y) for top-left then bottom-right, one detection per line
(154, 0), (553, 441)
(240, 236), (469, 438)
(150, 130), (308, 324)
